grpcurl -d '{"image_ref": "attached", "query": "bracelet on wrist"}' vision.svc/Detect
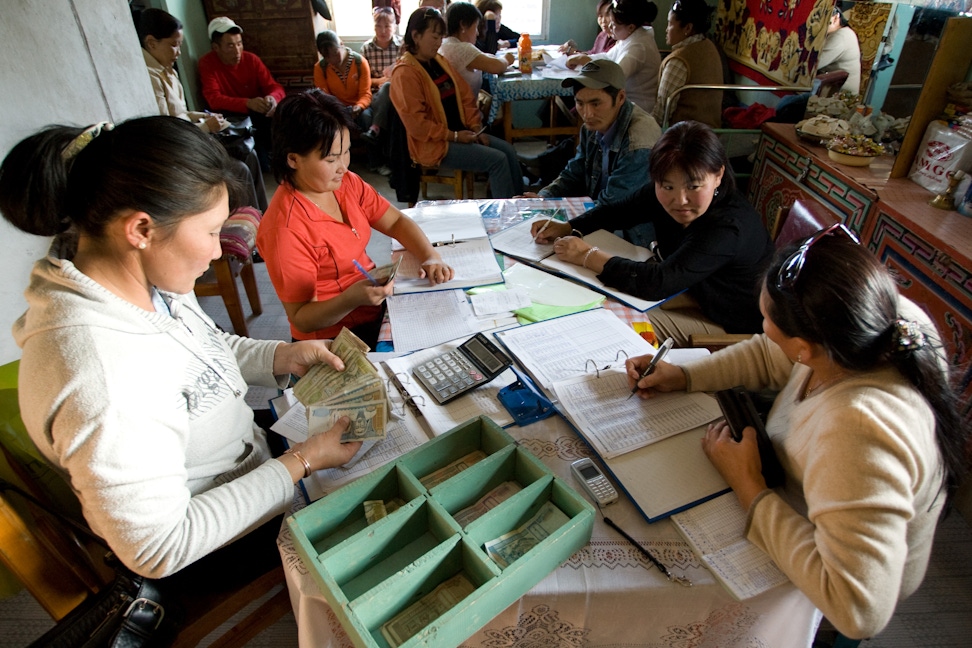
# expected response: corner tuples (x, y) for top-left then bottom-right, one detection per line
(286, 447), (312, 479)
(582, 246), (600, 270)
(453, 130), (458, 142)
(571, 228), (583, 238)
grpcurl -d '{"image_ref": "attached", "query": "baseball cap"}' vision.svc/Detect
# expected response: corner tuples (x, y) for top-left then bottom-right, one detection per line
(208, 17), (242, 41)
(562, 60), (626, 92)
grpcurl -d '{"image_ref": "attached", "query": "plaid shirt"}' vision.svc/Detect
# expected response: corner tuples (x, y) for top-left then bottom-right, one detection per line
(361, 34), (403, 82)
(652, 34), (705, 126)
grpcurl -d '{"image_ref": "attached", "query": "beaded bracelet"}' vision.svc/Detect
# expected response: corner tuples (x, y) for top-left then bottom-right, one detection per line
(582, 246), (599, 269)
(287, 448), (312, 479)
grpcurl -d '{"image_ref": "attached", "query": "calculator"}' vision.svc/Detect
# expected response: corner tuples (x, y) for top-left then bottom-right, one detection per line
(412, 333), (513, 404)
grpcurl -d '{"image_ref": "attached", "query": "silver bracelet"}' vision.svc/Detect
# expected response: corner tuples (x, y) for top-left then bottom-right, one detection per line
(582, 246), (599, 269)
(571, 228), (583, 238)
(453, 130), (458, 142)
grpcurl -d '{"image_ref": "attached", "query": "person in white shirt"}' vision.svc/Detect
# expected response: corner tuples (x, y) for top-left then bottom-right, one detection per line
(439, 1), (513, 97)
(568, 0), (661, 114)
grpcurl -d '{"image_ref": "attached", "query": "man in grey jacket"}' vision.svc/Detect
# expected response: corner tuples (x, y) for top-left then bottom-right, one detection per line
(524, 59), (661, 211)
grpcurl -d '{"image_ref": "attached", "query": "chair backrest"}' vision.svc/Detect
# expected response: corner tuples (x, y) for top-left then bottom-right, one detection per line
(811, 70), (849, 99)
(774, 198), (842, 248)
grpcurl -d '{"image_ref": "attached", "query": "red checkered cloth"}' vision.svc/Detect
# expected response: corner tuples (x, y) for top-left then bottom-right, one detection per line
(219, 206), (262, 261)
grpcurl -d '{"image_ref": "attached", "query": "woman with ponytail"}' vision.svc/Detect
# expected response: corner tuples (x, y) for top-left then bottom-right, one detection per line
(626, 225), (966, 641)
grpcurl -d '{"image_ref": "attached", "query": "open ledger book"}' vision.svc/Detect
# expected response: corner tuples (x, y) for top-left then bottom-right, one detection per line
(392, 202), (503, 294)
(493, 309), (729, 521)
(670, 492), (789, 600)
(490, 220), (660, 311)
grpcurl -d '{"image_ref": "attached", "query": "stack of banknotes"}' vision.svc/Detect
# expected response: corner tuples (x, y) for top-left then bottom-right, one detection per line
(292, 328), (388, 443)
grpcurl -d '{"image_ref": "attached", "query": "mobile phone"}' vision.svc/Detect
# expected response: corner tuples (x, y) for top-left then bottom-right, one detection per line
(570, 458), (618, 506)
(412, 333), (513, 404)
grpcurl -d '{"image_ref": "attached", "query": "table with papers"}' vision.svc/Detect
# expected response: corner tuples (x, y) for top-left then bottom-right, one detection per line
(275, 197), (821, 647)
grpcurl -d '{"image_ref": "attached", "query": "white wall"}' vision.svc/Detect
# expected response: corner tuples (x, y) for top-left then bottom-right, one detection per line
(0, 0), (158, 364)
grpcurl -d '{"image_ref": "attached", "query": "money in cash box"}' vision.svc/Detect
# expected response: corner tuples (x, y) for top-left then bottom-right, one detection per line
(286, 416), (595, 647)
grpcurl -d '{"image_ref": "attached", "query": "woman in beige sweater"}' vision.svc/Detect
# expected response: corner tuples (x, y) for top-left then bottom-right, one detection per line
(628, 226), (966, 640)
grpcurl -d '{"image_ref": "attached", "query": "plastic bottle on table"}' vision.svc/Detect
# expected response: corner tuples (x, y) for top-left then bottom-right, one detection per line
(518, 33), (533, 75)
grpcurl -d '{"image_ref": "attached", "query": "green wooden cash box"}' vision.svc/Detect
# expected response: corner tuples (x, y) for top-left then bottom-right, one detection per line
(287, 415), (595, 648)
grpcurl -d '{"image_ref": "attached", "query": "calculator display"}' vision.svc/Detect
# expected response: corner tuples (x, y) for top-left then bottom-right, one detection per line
(463, 337), (505, 373)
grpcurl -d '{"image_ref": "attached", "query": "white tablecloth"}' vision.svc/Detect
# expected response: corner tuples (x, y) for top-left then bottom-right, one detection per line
(277, 414), (820, 647)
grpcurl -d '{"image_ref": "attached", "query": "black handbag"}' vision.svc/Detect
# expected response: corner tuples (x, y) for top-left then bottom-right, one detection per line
(0, 480), (180, 648)
(213, 117), (256, 161)
(31, 566), (175, 648)
(714, 386), (786, 488)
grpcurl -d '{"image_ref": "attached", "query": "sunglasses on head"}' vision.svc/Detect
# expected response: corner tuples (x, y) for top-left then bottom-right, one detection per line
(776, 223), (859, 291)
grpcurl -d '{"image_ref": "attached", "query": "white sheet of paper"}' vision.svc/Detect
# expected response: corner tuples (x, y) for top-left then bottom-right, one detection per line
(386, 289), (479, 352)
(395, 203), (487, 249)
(502, 263), (603, 307)
(470, 288), (531, 316)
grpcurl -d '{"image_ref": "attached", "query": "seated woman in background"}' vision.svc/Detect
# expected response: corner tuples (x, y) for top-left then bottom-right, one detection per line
(360, 6), (403, 151)
(138, 8), (267, 212)
(532, 121), (773, 346)
(257, 90), (454, 348)
(390, 7), (523, 199)
(630, 232), (966, 640)
(560, 0), (616, 56)
(0, 116), (360, 584)
(568, 0), (660, 114)
(653, 0), (724, 129)
(440, 2), (514, 97)
(474, 0), (519, 53)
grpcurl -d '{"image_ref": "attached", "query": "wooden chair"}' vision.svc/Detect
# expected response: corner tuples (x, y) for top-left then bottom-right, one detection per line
(418, 166), (476, 202)
(194, 207), (263, 337)
(0, 360), (292, 646)
(689, 198), (841, 349)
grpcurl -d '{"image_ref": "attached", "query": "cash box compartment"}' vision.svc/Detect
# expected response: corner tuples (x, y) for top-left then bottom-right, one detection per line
(287, 416), (594, 647)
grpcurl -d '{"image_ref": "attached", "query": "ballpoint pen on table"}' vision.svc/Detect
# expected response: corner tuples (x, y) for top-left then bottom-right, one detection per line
(352, 259), (380, 286)
(603, 516), (692, 586)
(627, 337), (674, 399)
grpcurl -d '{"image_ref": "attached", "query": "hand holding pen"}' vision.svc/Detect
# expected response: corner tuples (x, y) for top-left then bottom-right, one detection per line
(530, 219), (570, 243)
(627, 337), (675, 399)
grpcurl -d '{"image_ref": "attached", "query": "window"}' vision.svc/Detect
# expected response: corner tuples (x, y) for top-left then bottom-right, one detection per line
(328, 1), (548, 40)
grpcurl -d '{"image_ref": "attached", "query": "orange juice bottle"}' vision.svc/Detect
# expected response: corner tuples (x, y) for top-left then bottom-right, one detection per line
(518, 33), (533, 74)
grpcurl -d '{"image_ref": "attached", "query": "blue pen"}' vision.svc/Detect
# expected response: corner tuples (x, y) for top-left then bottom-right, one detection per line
(352, 259), (380, 286)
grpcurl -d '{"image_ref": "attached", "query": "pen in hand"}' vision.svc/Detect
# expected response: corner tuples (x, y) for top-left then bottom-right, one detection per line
(532, 219), (552, 243)
(627, 337), (674, 399)
(352, 259), (380, 286)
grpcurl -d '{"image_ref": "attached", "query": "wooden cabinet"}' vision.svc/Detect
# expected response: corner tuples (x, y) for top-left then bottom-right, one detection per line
(749, 123), (972, 425)
(202, 0), (320, 90)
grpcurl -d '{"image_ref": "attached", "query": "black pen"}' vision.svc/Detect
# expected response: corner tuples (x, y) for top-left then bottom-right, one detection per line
(431, 236), (470, 247)
(628, 337), (674, 399)
(604, 516), (692, 586)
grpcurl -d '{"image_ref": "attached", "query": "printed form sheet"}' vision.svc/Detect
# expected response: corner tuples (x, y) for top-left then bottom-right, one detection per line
(553, 369), (722, 459)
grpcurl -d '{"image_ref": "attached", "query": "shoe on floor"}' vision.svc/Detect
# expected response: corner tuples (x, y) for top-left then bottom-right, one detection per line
(375, 165), (392, 176)
(361, 129), (380, 145)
